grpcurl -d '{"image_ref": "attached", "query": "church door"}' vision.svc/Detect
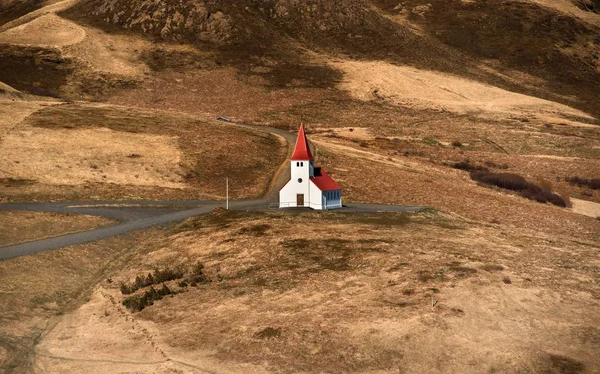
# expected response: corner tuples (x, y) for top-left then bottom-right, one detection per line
(296, 194), (304, 207)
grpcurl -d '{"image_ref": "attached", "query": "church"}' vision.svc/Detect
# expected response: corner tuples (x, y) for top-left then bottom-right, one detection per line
(279, 124), (342, 210)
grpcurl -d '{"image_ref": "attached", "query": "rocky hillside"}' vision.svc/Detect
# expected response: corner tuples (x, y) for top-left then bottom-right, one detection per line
(0, 0), (44, 25)
(64, 0), (600, 117)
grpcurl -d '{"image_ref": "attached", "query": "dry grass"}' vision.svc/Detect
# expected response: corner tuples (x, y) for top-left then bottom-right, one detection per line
(30, 210), (600, 373)
(0, 232), (140, 372)
(310, 139), (599, 241)
(332, 59), (592, 121)
(0, 210), (113, 247)
(0, 103), (286, 202)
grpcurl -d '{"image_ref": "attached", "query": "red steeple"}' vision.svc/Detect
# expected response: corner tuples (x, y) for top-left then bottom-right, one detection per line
(290, 123), (313, 161)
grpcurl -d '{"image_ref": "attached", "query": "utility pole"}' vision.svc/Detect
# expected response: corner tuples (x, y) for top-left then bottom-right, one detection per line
(226, 177), (229, 210)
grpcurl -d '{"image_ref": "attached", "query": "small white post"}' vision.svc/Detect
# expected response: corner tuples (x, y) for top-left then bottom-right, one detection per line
(226, 177), (229, 210)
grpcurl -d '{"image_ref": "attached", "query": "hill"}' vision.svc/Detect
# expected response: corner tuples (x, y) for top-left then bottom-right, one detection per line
(0, 0), (599, 373)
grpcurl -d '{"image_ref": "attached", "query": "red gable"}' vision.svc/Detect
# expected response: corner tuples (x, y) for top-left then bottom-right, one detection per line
(310, 170), (341, 191)
(290, 123), (314, 161)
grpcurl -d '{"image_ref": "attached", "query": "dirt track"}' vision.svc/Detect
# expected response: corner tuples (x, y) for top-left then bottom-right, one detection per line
(0, 119), (427, 261)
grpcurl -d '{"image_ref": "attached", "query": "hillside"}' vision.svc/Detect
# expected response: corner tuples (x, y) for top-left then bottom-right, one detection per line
(0, 0), (599, 373)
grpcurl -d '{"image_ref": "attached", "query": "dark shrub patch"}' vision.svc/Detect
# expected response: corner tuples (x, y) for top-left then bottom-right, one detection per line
(0, 178), (36, 187)
(539, 353), (585, 374)
(470, 171), (529, 191)
(521, 186), (567, 207)
(452, 161), (488, 172)
(565, 177), (600, 190)
(122, 284), (174, 312)
(484, 160), (509, 169)
(469, 171), (567, 207)
(188, 262), (210, 285)
(120, 267), (185, 295)
(449, 265), (477, 277)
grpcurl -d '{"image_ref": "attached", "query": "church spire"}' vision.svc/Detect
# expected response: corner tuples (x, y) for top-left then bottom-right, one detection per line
(290, 123), (314, 161)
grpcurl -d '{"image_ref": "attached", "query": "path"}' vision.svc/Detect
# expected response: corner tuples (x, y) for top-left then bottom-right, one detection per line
(0, 119), (427, 261)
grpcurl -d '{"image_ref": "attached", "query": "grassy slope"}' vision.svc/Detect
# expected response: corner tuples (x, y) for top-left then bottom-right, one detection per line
(0, 211), (113, 247)
(29, 210), (600, 373)
(0, 103), (286, 202)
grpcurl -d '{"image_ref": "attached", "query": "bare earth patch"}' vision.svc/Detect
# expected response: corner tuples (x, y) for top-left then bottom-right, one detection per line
(0, 210), (113, 247)
(571, 198), (600, 218)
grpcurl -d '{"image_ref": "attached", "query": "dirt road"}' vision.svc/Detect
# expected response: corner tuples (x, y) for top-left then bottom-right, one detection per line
(0, 120), (427, 260)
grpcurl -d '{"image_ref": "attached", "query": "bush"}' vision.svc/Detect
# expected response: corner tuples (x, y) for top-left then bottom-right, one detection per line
(452, 161), (488, 172)
(521, 186), (567, 207)
(188, 261), (210, 285)
(122, 283), (174, 312)
(120, 266), (185, 295)
(470, 171), (566, 207)
(451, 140), (463, 147)
(565, 177), (600, 190)
(470, 171), (530, 191)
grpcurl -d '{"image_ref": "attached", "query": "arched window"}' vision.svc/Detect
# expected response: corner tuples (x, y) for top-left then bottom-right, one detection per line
(301, 162), (304, 167)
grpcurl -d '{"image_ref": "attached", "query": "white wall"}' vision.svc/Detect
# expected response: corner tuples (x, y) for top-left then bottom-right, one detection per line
(279, 160), (311, 208)
(309, 181), (323, 210)
(279, 160), (345, 210)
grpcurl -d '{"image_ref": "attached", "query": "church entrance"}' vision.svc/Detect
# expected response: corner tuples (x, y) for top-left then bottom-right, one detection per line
(296, 194), (304, 207)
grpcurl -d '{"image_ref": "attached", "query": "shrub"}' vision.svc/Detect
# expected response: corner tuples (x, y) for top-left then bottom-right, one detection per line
(470, 171), (529, 191)
(122, 283), (174, 312)
(451, 140), (463, 147)
(521, 187), (567, 207)
(421, 137), (440, 146)
(565, 177), (600, 190)
(188, 261), (210, 285)
(452, 161), (488, 172)
(470, 171), (566, 207)
(120, 266), (185, 295)
(255, 327), (281, 339)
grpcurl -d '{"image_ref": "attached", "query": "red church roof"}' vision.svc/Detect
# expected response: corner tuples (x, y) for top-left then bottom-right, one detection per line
(310, 170), (341, 191)
(290, 124), (314, 161)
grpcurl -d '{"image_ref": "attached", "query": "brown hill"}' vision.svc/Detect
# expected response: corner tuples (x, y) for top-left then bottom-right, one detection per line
(60, 0), (600, 117)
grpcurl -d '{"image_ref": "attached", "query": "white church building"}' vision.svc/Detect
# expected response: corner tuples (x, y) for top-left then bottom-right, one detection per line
(279, 124), (342, 210)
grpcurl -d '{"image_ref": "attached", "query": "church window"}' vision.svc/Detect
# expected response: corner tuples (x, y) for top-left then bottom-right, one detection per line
(298, 178), (303, 183)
